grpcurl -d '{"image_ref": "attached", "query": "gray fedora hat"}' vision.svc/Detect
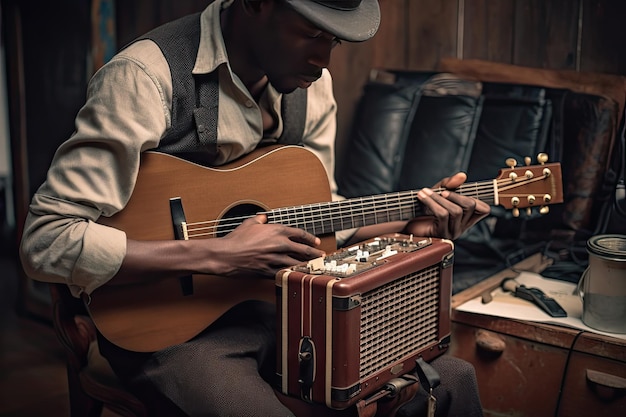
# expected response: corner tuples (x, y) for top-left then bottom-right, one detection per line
(284, 0), (380, 42)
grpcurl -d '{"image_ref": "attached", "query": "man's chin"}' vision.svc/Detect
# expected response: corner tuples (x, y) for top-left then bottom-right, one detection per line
(273, 83), (301, 94)
(271, 77), (311, 94)
(278, 86), (300, 94)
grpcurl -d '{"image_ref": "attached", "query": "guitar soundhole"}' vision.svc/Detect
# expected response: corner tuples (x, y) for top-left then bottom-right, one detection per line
(217, 203), (264, 237)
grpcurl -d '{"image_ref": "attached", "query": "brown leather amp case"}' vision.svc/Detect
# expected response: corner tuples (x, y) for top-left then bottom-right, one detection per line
(276, 234), (454, 409)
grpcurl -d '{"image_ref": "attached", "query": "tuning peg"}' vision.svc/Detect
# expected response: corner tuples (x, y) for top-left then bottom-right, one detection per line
(510, 197), (520, 217)
(524, 156), (531, 166)
(505, 158), (518, 180)
(526, 207), (532, 216)
(540, 206), (550, 215)
(537, 153), (549, 165)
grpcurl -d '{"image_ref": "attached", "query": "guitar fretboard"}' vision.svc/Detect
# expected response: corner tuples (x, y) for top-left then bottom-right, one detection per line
(266, 181), (497, 236)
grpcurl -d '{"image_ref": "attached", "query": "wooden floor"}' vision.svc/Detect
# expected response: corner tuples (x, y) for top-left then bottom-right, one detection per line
(0, 253), (119, 417)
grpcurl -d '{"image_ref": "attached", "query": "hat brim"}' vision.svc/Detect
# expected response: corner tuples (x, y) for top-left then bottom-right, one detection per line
(284, 0), (380, 42)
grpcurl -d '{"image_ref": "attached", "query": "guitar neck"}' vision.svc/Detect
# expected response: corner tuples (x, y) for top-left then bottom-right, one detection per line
(266, 180), (496, 235)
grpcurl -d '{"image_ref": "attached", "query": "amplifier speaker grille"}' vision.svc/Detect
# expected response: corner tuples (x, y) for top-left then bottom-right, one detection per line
(359, 264), (440, 378)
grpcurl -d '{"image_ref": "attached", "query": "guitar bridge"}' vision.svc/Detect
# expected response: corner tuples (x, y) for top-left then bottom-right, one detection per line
(170, 197), (194, 296)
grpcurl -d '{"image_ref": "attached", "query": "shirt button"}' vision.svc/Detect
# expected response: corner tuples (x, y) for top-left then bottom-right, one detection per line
(245, 100), (254, 108)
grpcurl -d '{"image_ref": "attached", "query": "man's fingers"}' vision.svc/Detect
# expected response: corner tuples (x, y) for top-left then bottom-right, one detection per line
(290, 227), (322, 247)
(435, 172), (467, 190)
(253, 213), (268, 224)
(419, 188), (462, 218)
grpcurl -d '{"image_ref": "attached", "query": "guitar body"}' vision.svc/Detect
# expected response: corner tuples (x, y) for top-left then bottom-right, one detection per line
(91, 145), (335, 352)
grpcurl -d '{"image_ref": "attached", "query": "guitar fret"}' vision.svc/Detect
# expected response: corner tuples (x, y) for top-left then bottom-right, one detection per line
(296, 206), (305, 230)
(355, 196), (368, 229)
(308, 203), (321, 235)
(384, 194), (391, 223)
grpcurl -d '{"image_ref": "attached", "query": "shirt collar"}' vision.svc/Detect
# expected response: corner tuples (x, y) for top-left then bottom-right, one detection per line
(193, 0), (232, 75)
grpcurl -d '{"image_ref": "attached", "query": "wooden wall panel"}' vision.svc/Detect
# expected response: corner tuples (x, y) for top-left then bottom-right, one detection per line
(369, 0), (410, 69)
(462, 0), (516, 62)
(512, 0), (580, 69)
(406, 0), (459, 70)
(579, 0), (626, 74)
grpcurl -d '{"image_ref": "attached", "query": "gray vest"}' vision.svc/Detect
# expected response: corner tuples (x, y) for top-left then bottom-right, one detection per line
(135, 13), (307, 166)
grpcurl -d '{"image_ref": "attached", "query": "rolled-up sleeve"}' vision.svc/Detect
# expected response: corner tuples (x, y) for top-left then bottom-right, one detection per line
(20, 41), (171, 296)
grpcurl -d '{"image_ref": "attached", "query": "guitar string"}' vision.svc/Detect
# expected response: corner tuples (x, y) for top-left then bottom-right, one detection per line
(185, 179), (496, 232)
(184, 185), (494, 238)
(184, 176), (550, 238)
(184, 175), (552, 238)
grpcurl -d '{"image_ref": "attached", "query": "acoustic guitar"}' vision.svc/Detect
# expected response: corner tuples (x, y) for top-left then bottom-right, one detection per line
(90, 145), (563, 352)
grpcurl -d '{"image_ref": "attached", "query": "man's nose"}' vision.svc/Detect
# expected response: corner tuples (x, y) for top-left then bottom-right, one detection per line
(308, 40), (334, 69)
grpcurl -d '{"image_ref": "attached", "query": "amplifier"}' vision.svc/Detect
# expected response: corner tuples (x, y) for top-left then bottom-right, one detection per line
(275, 233), (454, 409)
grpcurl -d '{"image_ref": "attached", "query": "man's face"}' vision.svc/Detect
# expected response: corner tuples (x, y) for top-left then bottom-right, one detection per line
(250, 1), (341, 93)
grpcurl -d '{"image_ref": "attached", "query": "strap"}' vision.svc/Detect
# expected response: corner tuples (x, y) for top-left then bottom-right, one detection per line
(415, 357), (441, 392)
(355, 374), (421, 417)
(614, 106), (626, 217)
(356, 399), (378, 417)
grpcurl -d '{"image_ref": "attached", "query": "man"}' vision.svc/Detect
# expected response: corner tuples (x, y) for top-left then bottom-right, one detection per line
(20, 0), (489, 416)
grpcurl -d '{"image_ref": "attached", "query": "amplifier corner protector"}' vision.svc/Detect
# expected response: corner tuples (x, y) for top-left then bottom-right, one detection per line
(442, 252), (454, 268)
(439, 335), (451, 349)
(332, 295), (362, 311)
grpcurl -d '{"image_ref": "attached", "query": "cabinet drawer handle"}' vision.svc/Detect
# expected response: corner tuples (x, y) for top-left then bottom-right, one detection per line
(475, 329), (506, 356)
(586, 369), (626, 401)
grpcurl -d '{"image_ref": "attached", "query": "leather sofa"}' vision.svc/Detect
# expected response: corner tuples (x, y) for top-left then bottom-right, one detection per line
(336, 59), (626, 292)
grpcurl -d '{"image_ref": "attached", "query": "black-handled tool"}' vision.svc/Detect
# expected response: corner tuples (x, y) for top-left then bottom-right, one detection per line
(501, 278), (567, 318)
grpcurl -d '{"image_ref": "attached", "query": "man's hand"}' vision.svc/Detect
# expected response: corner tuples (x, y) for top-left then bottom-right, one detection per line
(405, 172), (490, 239)
(215, 214), (326, 277)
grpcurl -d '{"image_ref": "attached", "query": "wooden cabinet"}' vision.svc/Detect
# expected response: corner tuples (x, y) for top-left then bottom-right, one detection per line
(448, 255), (626, 417)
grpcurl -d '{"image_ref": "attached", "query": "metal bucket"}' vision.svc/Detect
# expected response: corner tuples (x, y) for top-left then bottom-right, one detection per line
(578, 234), (626, 334)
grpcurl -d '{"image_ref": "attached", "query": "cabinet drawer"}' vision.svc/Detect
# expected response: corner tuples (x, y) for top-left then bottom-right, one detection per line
(450, 321), (569, 417)
(558, 352), (626, 416)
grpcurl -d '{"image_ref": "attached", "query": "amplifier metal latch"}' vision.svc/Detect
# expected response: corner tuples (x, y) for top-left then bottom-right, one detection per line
(298, 337), (315, 401)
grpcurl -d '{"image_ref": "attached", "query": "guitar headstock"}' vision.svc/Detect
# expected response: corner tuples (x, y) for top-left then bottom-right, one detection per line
(496, 153), (563, 217)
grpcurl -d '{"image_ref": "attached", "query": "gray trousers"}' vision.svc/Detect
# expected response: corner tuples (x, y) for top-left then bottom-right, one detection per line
(102, 300), (484, 417)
